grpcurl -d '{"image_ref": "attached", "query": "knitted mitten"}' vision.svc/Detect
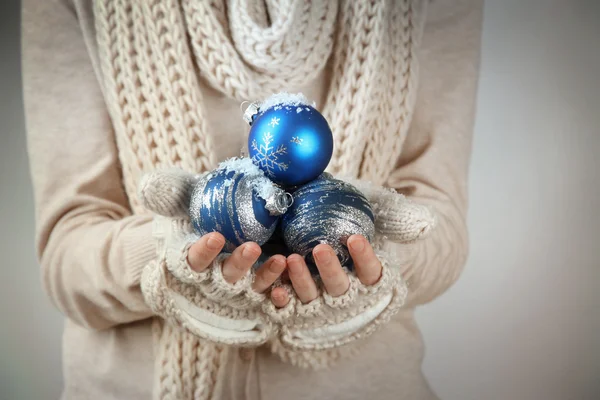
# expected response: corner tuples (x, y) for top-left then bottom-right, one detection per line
(139, 169), (274, 347)
(264, 176), (437, 368)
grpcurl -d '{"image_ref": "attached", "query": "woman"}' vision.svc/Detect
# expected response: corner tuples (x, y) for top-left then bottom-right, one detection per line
(22, 0), (482, 399)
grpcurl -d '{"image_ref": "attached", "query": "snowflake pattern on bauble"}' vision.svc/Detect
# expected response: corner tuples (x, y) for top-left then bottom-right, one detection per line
(269, 117), (280, 128)
(251, 132), (288, 177)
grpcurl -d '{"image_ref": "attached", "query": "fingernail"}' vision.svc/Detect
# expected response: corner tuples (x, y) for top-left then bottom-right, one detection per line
(269, 257), (284, 272)
(313, 248), (331, 264)
(242, 244), (259, 259)
(349, 236), (365, 252)
(287, 256), (303, 274)
(207, 234), (223, 251)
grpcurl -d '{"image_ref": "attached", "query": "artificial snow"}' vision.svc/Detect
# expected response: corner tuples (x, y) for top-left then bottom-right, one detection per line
(253, 177), (278, 202)
(219, 156), (263, 177)
(296, 107), (303, 113)
(217, 156), (281, 202)
(259, 92), (311, 111)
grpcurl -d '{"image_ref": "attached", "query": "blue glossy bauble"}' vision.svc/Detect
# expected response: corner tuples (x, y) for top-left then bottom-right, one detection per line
(281, 173), (375, 274)
(189, 162), (291, 252)
(248, 104), (334, 187)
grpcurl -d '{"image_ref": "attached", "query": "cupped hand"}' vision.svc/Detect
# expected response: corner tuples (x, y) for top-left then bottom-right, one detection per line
(270, 234), (383, 307)
(187, 232), (287, 293)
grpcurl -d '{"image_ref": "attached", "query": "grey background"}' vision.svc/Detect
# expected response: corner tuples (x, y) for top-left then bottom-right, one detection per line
(1, 0), (599, 399)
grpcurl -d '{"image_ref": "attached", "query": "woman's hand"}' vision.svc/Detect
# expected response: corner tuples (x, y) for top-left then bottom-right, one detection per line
(140, 168), (431, 355)
(187, 232), (287, 293)
(270, 234), (383, 307)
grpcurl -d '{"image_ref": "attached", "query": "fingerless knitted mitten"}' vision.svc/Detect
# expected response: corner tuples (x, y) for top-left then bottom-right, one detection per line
(138, 168), (436, 366)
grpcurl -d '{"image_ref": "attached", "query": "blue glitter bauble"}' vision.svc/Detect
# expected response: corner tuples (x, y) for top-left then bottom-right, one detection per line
(189, 163), (291, 252)
(281, 173), (375, 274)
(248, 103), (334, 187)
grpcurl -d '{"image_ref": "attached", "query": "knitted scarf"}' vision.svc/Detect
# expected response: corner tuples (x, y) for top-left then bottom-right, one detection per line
(95, 0), (422, 398)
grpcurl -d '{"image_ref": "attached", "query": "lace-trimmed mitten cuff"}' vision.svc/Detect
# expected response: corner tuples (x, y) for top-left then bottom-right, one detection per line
(264, 252), (407, 368)
(141, 252), (273, 347)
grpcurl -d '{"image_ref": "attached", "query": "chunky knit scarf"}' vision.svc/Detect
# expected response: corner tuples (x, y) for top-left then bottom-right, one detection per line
(95, 0), (422, 398)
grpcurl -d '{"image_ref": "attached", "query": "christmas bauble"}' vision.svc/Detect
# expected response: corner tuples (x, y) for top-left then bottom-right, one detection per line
(281, 173), (375, 273)
(246, 93), (334, 187)
(189, 158), (293, 252)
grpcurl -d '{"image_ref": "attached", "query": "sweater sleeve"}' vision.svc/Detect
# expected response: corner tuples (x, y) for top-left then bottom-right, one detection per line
(22, 0), (155, 329)
(386, 0), (483, 307)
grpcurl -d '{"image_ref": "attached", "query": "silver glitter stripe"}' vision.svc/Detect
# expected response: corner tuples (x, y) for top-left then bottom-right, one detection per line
(189, 173), (211, 235)
(226, 174), (244, 247)
(236, 175), (277, 246)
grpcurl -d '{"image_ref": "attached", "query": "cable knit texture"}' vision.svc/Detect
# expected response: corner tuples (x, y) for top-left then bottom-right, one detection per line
(94, 0), (421, 216)
(93, 1), (423, 396)
(22, 0), (483, 398)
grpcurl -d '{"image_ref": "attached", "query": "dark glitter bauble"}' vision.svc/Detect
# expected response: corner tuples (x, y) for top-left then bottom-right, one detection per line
(281, 174), (375, 273)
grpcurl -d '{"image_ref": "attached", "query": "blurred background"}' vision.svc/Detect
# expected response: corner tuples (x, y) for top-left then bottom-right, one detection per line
(1, 0), (599, 399)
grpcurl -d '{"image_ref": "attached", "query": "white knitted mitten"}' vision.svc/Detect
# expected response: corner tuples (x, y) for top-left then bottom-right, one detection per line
(139, 169), (274, 347)
(264, 176), (437, 368)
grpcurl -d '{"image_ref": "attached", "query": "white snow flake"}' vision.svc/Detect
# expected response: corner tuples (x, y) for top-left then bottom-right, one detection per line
(251, 132), (288, 177)
(269, 117), (280, 128)
(290, 136), (303, 144)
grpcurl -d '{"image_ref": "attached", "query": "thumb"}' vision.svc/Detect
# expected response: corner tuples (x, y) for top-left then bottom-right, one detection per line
(374, 198), (437, 243)
(334, 175), (436, 243)
(138, 168), (202, 218)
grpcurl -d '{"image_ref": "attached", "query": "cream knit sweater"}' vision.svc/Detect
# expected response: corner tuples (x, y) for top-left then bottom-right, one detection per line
(22, 0), (482, 399)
